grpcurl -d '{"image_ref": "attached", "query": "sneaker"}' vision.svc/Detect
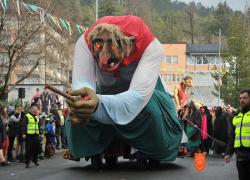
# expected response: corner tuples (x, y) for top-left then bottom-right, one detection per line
(25, 164), (30, 168)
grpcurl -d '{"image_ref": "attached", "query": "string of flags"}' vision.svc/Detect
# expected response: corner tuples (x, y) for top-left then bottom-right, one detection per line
(0, 0), (88, 35)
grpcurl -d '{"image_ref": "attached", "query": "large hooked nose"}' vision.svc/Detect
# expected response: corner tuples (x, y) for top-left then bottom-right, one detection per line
(99, 56), (109, 66)
(99, 43), (111, 65)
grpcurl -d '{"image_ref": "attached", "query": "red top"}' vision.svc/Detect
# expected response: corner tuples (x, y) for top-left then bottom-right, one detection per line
(84, 16), (155, 66)
(177, 82), (189, 107)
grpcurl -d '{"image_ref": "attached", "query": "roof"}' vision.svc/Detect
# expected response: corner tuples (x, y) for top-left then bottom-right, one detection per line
(187, 44), (224, 54)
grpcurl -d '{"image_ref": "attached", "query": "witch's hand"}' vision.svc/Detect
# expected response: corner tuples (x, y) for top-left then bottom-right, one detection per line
(66, 87), (99, 127)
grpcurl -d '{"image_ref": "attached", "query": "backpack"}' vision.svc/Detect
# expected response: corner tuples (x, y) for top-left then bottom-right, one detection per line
(45, 123), (54, 135)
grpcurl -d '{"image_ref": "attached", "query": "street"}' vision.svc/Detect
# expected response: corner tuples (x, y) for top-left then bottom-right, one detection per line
(0, 152), (238, 180)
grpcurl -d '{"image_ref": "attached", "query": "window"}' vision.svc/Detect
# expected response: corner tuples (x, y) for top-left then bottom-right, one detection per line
(196, 57), (202, 64)
(216, 57), (222, 64)
(187, 56), (195, 65)
(173, 56), (178, 64)
(172, 74), (176, 82)
(161, 74), (166, 82)
(203, 56), (209, 64)
(166, 56), (171, 64)
(210, 57), (216, 64)
(176, 74), (181, 82)
(167, 74), (171, 82)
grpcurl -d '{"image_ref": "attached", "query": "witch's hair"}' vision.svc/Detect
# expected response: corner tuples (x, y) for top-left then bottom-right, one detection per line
(88, 23), (134, 55)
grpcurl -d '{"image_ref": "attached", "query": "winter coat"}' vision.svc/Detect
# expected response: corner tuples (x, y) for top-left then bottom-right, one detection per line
(0, 117), (3, 149)
(213, 107), (228, 153)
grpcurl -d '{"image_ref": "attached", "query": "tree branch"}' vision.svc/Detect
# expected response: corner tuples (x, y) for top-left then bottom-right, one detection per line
(7, 61), (39, 93)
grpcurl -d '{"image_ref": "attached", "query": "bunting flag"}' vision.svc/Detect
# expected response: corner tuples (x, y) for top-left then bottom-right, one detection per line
(65, 20), (72, 35)
(46, 13), (62, 30)
(25, 3), (43, 12)
(76, 24), (87, 34)
(75, 24), (82, 34)
(0, 0), (88, 35)
(22, 1), (34, 14)
(3, 0), (7, 8)
(60, 18), (73, 35)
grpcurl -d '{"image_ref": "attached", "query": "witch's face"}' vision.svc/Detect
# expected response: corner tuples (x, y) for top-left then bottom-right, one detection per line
(92, 31), (127, 72)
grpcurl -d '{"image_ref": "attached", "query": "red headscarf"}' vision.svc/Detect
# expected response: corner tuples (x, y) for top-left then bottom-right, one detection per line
(84, 16), (155, 66)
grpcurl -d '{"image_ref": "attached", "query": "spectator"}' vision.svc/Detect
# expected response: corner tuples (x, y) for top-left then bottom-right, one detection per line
(41, 87), (52, 114)
(15, 109), (25, 162)
(0, 104), (10, 166)
(21, 106), (41, 168)
(50, 103), (61, 150)
(213, 106), (228, 157)
(224, 89), (250, 180)
(57, 102), (66, 149)
(182, 101), (202, 157)
(31, 88), (42, 111)
(7, 107), (23, 161)
(200, 106), (213, 155)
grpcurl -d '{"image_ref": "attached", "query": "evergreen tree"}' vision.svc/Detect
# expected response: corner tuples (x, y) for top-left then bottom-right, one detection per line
(220, 12), (250, 107)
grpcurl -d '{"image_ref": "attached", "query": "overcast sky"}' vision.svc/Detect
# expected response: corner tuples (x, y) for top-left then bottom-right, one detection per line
(176, 0), (249, 12)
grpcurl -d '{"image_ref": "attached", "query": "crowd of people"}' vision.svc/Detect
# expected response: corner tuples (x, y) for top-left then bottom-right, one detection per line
(0, 87), (68, 168)
(174, 75), (237, 158)
(174, 76), (250, 180)
(177, 101), (237, 158)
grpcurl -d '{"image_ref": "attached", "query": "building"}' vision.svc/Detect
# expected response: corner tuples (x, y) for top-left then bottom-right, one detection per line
(160, 43), (224, 107)
(160, 42), (187, 92)
(0, 9), (73, 106)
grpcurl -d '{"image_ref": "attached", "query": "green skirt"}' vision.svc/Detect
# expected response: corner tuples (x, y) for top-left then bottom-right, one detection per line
(65, 79), (183, 161)
(186, 126), (201, 147)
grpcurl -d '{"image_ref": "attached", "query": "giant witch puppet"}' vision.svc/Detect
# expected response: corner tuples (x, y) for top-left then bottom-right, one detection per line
(66, 16), (182, 161)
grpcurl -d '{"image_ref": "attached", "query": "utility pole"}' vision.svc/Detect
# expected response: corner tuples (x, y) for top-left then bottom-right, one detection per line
(96, 0), (99, 22)
(218, 28), (221, 106)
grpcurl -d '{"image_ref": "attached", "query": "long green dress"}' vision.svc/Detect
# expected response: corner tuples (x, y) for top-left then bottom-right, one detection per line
(65, 79), (183, 161)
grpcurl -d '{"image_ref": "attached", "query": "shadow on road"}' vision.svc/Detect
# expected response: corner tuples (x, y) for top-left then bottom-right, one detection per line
(68, 161), (185, 172)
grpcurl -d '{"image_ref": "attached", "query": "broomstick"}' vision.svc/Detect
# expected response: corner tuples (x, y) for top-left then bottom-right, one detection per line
(184, 118), (227, 147)
(45, 84), (91, 101)
(45, 84), (75, 101)
(45, 84), (91, 127)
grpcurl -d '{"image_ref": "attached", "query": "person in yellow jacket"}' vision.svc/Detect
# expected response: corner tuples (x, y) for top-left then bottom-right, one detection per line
(21, 105), (41, 168)
(224, 89), (250, 180)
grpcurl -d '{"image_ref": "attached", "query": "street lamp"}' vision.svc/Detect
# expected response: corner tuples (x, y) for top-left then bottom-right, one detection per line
(218, 28), (221, 106)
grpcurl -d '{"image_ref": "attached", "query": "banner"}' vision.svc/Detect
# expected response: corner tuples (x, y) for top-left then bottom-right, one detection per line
(194, 152), (206, 172)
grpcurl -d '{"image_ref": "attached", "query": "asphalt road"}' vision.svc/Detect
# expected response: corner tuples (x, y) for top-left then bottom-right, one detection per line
(0, 152), (238, 180)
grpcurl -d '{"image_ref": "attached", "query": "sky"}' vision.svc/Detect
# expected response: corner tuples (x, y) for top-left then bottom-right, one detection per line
(176, 0), (249, 12)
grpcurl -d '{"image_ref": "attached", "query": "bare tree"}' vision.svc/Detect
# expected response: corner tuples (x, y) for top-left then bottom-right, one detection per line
(0, 1), (57, 100)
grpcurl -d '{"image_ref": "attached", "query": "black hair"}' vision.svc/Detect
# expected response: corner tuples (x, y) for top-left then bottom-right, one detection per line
(183, 75), (192, 81)
(240, 89), (250, 97)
